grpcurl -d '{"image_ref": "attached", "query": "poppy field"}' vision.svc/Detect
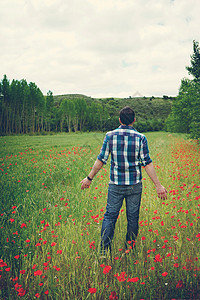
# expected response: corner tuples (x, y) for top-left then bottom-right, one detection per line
(0, 132), (199, 299)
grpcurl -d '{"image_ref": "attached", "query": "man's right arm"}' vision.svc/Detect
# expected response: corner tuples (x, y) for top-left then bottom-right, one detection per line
(80, 159), (104, 190)
(144, 162), (167, 200)
(80, 133), (110, 190)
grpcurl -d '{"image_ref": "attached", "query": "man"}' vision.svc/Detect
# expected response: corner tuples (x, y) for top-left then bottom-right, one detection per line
(81, 106), (167, 254)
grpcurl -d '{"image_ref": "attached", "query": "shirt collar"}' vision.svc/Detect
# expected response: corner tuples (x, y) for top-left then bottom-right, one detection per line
(119, 125), (135, 130)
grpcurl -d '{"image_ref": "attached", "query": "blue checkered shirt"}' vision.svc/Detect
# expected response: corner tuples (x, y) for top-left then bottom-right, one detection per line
(97, 125), (152, 185)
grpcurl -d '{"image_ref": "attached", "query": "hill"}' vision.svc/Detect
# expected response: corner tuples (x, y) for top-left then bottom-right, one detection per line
(53, 94), (173, 121)
(52, 94), (173, 132)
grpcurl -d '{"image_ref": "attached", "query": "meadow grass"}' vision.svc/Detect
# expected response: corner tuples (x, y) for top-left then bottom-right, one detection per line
(0, 131), (199, 299)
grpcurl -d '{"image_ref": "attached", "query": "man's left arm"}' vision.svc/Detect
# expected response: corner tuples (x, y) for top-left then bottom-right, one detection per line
(80, 159), (104, 190)
(144, 162), (168, 200)
(140, 136), (167, 200)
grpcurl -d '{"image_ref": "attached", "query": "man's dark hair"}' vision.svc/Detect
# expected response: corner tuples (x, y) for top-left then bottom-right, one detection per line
(120, 106), (135, 125)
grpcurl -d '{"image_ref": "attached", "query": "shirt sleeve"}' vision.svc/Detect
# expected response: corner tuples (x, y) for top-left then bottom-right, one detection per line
(140, 135), (152, 167)
(97, 134), (110, 164)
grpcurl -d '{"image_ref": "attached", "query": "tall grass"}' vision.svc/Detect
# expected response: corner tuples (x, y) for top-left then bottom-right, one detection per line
(0, 132), (199, 299)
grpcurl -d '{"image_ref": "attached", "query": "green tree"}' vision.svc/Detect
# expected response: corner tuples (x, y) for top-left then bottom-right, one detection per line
(166, 40), (200, 139)
(186, 40), (200, 82)
(188, 82), (200, 139)
(165, 79), (192, 133)
(0, 81), (3, 133)
(60, 99), (76, 132)
(10, 79), (19, 133)
(166, 79), (200, 138)
(20, 79), (30, 134)
(46, 90), (54, 132)
(51, 106), (60, 132)
(74, 98), (87, 131)
(35, 88), (45, 133)
(1, 75), (11, 134)
(28, 82), (44, 133)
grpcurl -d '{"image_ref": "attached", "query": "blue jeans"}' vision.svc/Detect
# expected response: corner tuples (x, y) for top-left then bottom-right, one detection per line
(101, 182), (142, 253)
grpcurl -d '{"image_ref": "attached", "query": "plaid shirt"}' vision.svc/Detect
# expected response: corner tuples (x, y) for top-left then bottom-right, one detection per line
(97, 125), (152, 185)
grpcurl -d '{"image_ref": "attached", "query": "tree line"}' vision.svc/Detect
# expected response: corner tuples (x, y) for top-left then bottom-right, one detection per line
(0, 77), (43, 134)
(0, 77), (110, 135)
(0, 75), (172, 135)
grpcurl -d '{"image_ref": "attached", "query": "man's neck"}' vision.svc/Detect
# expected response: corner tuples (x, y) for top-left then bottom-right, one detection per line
(120, 123), (133, 127)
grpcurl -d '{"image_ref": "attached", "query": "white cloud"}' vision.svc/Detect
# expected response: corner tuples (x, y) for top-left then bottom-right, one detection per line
(0, 0), (200, 97)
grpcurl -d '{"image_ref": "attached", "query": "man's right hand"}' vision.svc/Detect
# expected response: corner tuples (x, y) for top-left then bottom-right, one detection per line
(80, 177), (92, 190)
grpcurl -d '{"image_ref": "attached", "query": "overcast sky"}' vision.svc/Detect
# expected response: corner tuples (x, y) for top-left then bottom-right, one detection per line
(1, 0), (200, 98)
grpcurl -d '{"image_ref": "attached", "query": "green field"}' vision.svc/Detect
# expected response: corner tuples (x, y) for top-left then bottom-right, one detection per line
(0, 132), (199, 299)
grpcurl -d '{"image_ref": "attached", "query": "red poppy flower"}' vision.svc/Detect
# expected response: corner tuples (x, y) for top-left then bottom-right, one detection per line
(88, 288), (97, 294)
(127, 277), (139, 282)
(32, 264), (37, 269)
(34, 270), (42, 276)
(14, 282), (21, 290)
(109, 291), (118, 300)
(176, 280), (184, 288)
(162, 272), (168, 277)
(155, 254), (162, 262)
(0, 259), (7, 268)
(5, 268), (11, 272)
(21, 223), (27, 228)
(35, 293), (40, 298)
(18, 288), (26, 296)
(103, 265), (112, 274)
(12, 277), (18, 282)
(174, 263), (179, 268)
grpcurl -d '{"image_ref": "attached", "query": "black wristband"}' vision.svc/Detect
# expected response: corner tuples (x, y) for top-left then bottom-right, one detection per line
(87, 176), (93, 181)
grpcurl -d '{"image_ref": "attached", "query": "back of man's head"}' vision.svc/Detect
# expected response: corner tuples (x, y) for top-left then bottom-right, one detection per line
(120, 106), (135, 125)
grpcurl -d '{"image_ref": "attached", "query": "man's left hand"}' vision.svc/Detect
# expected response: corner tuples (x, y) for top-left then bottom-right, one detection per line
(156, 184), (168, 200)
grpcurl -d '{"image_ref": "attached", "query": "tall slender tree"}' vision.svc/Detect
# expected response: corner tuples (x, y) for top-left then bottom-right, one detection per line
(60, 99), (76, 132)
(20, 79), (30, 134)
(46, 90), (54, 132)
(186, 40), (200, 82)
(74, 98), (87, 131)
(1, 75), (11, 134)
